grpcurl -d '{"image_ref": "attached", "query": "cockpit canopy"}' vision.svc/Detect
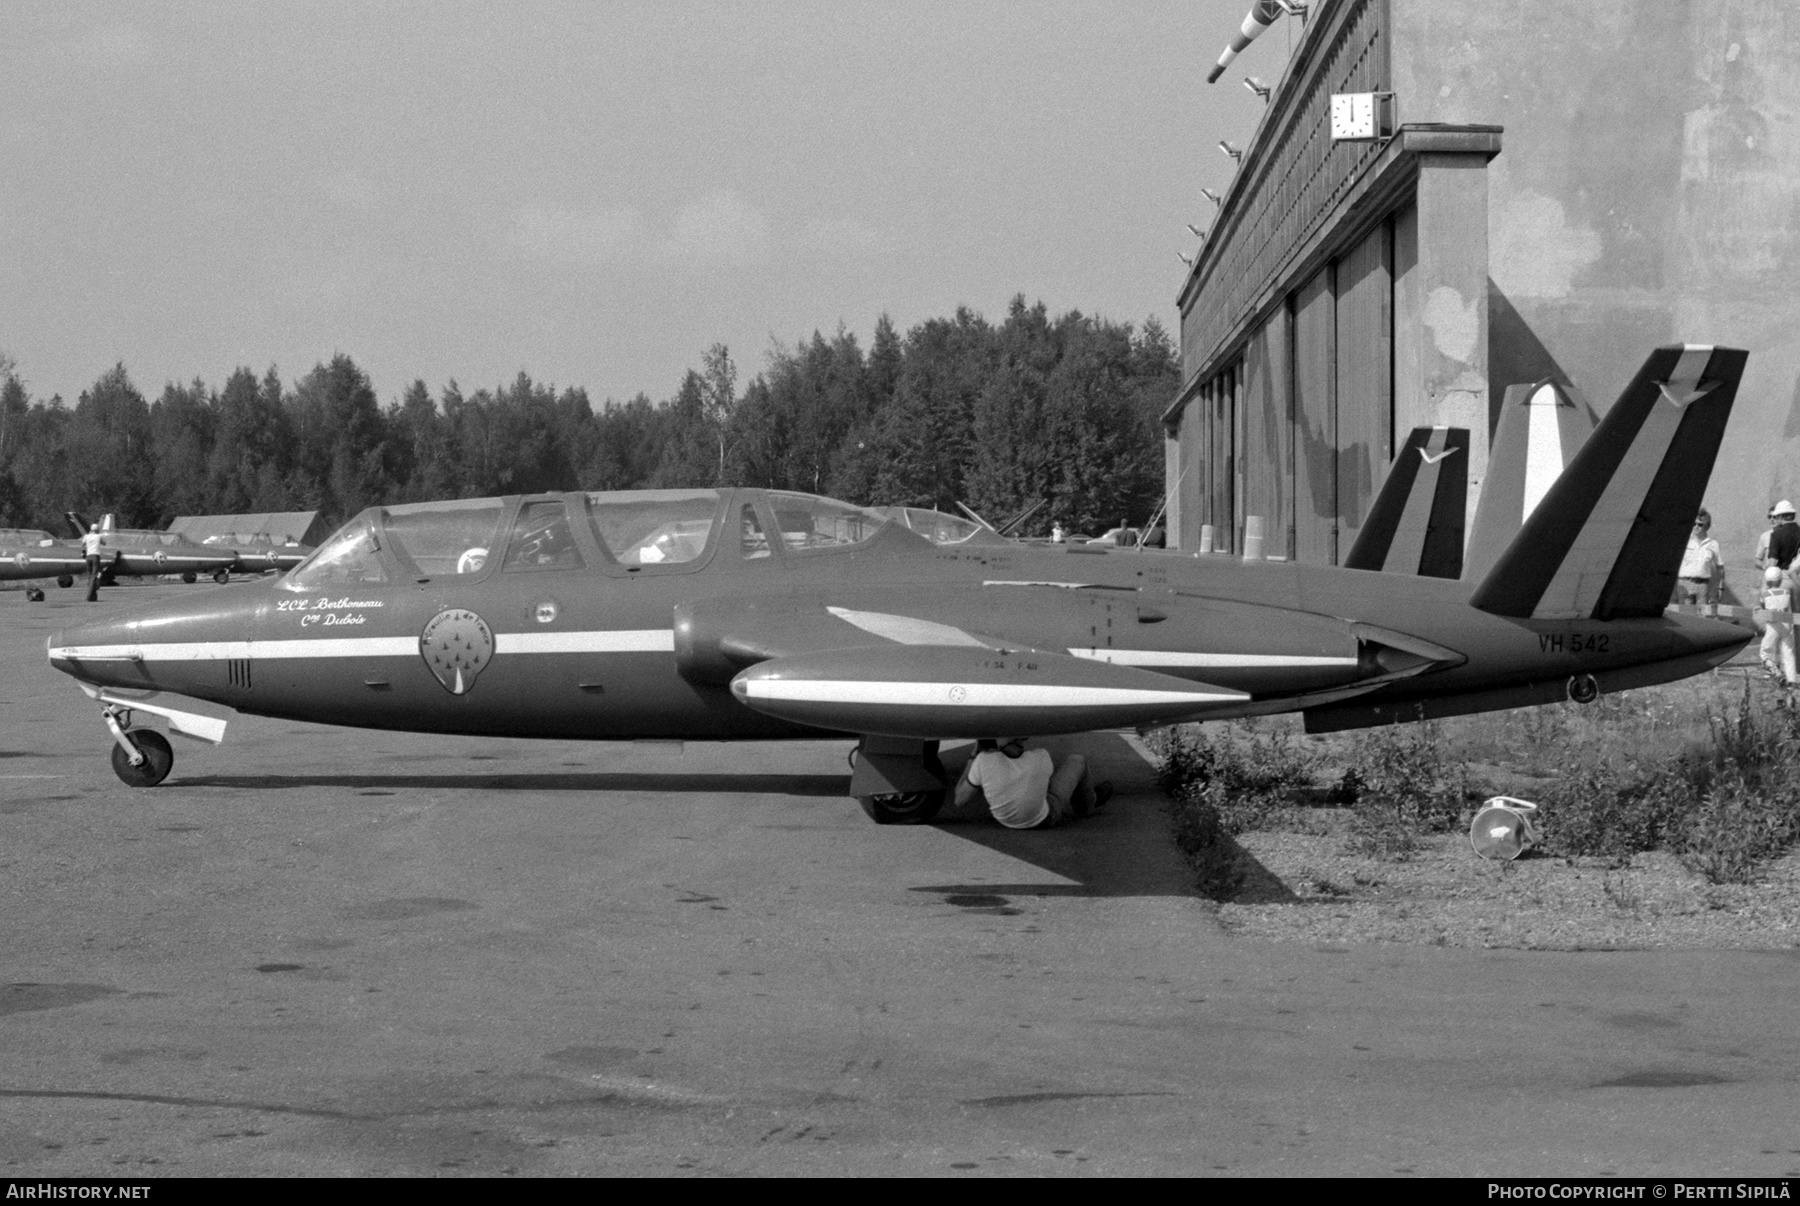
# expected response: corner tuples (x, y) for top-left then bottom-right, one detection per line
(284, 489), (976, 591)
(0, 528), (60, 548)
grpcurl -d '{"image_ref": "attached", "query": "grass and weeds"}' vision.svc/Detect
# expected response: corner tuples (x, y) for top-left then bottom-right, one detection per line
(1151, 673), (1800, 903)
(1153, 723), (1313, 897)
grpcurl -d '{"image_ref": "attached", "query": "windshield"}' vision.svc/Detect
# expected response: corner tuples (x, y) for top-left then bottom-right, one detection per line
(286, 518), (389, 589)
(584, 490), (720, 567)
(286, 498), (505, 588)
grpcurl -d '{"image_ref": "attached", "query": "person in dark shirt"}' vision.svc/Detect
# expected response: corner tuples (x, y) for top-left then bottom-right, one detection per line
(1769, 502), (1800, 573)
(1761, 502), (1799, 685)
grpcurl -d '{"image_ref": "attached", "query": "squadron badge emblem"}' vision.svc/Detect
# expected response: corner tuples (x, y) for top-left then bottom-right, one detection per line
(421, 608), (494, 695)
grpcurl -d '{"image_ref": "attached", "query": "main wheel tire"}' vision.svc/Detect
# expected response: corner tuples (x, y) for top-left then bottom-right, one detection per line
(858, 789), (946, 825)
(56, 575), (73, 588)
(110, 730), (173, 787)
(181, 571), (197, 584)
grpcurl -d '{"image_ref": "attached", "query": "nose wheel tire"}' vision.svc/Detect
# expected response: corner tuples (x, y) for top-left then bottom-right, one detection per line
(857, 789), (946, 825)
(213, 569), (230, 584)
(111, 730), (173, 787)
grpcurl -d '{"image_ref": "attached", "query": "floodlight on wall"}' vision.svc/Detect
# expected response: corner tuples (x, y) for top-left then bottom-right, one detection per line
(1185, 223), (1207, 239)
(1206, 0), (1304, 84)
(1200, 187), (1222, 207)
(1218, 140), (1243, 163)
(1177, 251), (1194, 267)
(1243, 76), (1271, 101)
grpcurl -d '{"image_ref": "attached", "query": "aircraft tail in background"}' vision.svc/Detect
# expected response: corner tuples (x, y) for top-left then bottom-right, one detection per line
(1469, 345), (1746, 621)
(1342, 426), (1469, 578)
(1462, 378), (1597, 583)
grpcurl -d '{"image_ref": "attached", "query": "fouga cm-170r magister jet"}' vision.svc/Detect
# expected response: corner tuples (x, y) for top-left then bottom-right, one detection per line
(47, 345), (1752, 822)
(0, 529), (88, 601)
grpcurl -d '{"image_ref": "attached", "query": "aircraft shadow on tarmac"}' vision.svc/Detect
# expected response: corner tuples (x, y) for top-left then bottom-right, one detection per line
(176, 731), (1292, 900)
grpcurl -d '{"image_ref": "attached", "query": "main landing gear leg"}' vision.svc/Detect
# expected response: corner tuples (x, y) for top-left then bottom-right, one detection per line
(103, 706), (173, 787)
(849, 736), (946, 825)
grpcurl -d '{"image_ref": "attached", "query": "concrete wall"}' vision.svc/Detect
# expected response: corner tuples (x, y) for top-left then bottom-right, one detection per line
(1392, 0), (1800, 599)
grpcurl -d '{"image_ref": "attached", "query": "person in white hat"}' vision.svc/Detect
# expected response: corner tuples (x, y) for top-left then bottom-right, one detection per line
(1759, 499), (1800, 686)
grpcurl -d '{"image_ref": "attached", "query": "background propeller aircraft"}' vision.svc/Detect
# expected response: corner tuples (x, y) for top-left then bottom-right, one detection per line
(48, 346), (1751, 823)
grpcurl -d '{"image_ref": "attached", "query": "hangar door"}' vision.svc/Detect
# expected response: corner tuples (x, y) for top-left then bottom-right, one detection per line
(1292, 268), (1336, 564)
(1334, 222), (1393, 555)
(1240, 309), (1292, 560)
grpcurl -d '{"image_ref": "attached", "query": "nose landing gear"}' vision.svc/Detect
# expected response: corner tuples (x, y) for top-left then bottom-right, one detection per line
(76, 685), (225, 786)
(102, 705), (174, 787)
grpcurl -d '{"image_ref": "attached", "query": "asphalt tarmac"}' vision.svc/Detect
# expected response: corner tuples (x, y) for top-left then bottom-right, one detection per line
(2, 584), (1799, 1177)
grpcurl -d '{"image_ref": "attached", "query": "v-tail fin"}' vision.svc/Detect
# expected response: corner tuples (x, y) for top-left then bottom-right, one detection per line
(1469, 345), (1746, 621)
(1342, 426), (1469, 577)
(1462, 377), (1597, 582)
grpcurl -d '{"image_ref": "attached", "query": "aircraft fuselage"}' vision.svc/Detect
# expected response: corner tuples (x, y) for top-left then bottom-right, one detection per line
(46, 489), (1746, 742)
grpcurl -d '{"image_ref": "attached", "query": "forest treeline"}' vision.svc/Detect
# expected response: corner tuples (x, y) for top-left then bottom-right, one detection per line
(0, 296), (1178, 540)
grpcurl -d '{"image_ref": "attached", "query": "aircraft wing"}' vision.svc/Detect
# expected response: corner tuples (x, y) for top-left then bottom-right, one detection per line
(730, 643), (1247, 739)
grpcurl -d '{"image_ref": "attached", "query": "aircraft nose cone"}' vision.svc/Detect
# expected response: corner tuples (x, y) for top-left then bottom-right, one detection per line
(47, 614), (138, 684)
(46, 589), (250, 690)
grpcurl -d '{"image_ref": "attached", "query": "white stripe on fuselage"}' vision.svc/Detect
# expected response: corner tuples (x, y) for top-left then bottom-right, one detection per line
(49, 631), (1340, 676)
(48, 629), (676, 662)
(1067, 648), (1357, 668)
(737, 680), (1245, 708)
(494, 630), (676, 655)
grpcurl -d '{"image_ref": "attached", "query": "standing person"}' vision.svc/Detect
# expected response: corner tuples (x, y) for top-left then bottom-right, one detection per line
(1676, 509), (1722, 605)
(1760, 502), (1800, 685)
(1769, 502), (1799, 574)
(1756, 503), (1780, 570)
(81, 523), (104, 602)
(953, 738), (1112, 829)
(1761, 565), (1798, 685)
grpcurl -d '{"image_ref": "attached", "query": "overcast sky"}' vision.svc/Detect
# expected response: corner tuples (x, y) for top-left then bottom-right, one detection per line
(0, 0), (1286, 407)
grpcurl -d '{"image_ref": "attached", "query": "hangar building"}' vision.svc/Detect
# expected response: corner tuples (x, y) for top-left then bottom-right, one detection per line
(1166, 0), (1800, 601)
